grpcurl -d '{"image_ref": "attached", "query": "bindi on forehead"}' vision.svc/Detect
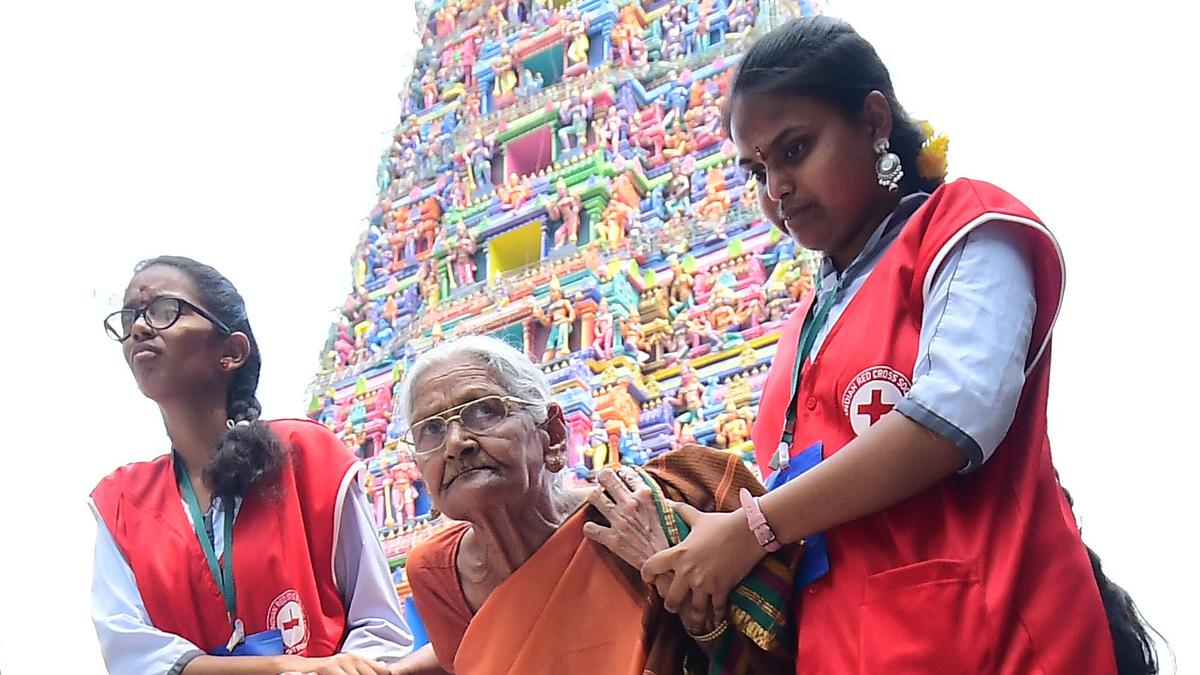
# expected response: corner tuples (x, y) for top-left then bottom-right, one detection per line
(123, 283), (158, 306)
(123, 282), (173, 308)
(124, 266), (200, 305)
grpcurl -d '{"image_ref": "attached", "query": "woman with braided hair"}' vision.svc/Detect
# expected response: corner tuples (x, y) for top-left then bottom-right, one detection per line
(90, 256), (415, 675)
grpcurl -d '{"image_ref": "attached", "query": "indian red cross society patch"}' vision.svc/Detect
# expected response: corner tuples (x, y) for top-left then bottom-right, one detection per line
(267, 589), (309, 654)
(842, 366), (912, 435)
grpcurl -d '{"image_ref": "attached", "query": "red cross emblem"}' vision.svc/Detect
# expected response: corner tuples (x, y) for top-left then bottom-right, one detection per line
(856, 388), (895, 426)
(842, 366), (911, 436)
(267, 590), (309, 654)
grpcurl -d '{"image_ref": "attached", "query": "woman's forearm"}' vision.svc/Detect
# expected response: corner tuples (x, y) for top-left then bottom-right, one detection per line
(184, 651), (395, 674)
(760, 411), (966, 545)
(181, 654), (294, 675)
(389, 644), (448, 675)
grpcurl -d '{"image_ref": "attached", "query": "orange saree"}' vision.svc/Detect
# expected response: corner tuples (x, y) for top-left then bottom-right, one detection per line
(406, 446), (798, 675)
(456, 510), (656, 673)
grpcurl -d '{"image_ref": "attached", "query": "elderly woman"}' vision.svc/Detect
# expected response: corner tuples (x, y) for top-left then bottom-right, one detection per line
(392, 336), (797, 675)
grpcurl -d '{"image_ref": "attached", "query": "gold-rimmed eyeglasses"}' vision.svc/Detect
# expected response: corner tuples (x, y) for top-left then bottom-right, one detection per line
(405, 395), (536, 456)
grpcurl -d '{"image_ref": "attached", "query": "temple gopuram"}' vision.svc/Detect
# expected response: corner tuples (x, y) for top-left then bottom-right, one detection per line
(306, 0), (823, 603)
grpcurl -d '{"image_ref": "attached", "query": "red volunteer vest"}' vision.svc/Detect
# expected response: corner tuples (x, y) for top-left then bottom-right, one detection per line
(752, 180), (1116, 674)
(92, 419), (359, 655)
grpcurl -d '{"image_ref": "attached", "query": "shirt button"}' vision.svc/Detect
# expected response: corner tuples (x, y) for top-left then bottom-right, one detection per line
(805, 396), (817, 410)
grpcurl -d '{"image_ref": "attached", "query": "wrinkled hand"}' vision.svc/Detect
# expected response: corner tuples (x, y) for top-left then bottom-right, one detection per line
(641, 502), (766, 622)
(580, 468), (715, 635)
(582, 466), (670, 570)
(277, 652), (390, 675)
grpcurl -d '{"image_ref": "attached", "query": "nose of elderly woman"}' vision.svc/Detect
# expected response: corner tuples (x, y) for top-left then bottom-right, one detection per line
(442, 419), (475, 458)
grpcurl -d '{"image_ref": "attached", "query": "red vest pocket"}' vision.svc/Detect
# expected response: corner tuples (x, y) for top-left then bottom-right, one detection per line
(858, 558), (996, 674)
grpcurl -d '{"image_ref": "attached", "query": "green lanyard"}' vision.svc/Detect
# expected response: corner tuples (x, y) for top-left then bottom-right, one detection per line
(174, 455), (237, 624)
(772, 283), (841, 470)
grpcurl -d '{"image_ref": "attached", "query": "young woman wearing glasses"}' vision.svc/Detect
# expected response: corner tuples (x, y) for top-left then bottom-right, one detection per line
(90, 256), (418, 675)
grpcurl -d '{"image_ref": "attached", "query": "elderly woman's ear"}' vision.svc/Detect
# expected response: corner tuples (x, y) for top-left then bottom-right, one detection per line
(542, 402), (569, 471)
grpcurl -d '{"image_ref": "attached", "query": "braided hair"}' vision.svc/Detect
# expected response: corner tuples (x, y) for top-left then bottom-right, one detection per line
(724, 16), (941, 195)
(136, 256), (286, 498)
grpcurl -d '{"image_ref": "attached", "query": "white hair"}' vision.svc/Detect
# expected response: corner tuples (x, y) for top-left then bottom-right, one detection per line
(396, 335), (571, 507)
(396, 334), (552, 427)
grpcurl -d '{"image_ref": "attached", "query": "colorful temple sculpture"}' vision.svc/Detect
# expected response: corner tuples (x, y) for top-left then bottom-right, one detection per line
(307, 0), (824, 602)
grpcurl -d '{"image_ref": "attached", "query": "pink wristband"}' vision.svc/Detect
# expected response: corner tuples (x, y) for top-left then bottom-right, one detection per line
(739, 487), (782, 552)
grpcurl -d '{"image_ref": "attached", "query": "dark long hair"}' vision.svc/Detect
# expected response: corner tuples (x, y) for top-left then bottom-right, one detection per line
(137, 256), (285, 498)
(725, 16), (941, 194)
(1059, 476), (1162, 674)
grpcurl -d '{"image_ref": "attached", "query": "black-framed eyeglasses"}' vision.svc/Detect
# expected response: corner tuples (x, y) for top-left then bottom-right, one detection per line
(405, 395), (536, 456)
(104, 296), (232, 342)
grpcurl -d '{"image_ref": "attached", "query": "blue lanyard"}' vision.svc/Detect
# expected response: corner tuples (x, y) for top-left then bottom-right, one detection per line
(174, 455), (237, 623)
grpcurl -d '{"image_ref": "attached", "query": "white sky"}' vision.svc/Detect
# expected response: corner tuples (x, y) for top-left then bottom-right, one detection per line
(0, 0), (1195, 672)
